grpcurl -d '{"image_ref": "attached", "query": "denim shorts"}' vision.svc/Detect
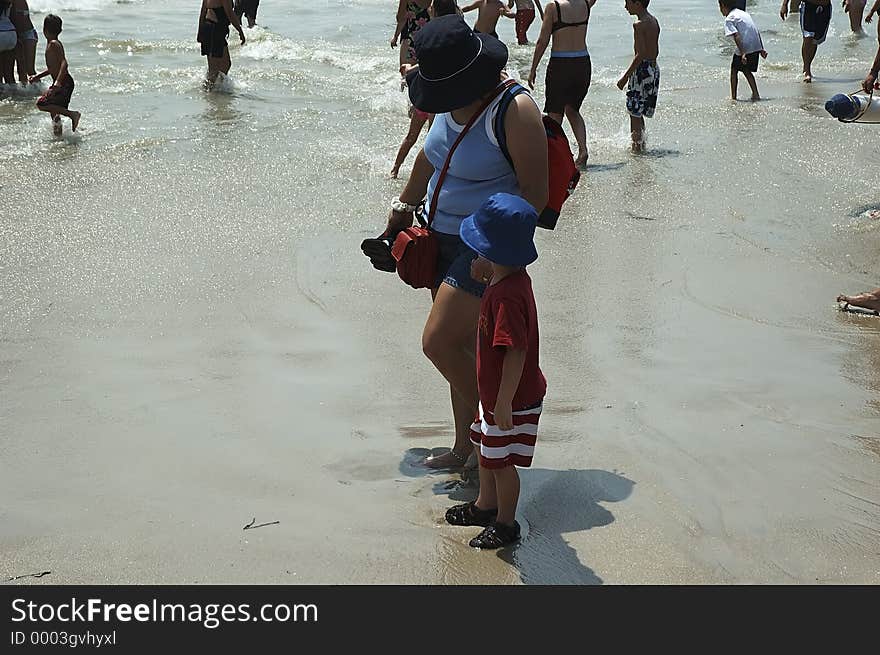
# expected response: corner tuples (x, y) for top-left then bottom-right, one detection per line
(433, 231), (486, 298)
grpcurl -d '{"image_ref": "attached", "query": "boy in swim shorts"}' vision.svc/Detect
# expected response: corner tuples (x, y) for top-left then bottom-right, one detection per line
(29, 14), (80, 135)
(617, 0), (660, 153)
(720, 0), (767, 101)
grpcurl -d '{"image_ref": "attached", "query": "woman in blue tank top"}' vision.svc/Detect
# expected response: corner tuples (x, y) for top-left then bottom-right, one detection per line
(383, 15), (548, 470)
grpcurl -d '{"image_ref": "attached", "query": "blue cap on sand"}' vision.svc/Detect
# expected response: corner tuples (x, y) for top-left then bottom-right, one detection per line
(825, 93), (859, 120)
(459, 193), (539, 267)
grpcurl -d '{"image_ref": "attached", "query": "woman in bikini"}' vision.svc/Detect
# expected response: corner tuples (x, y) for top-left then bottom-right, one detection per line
(12, 0), (36, 84)
(527, 0), (595, 167)
(392, 0), (432, 67)
(197, 0), (245, 88)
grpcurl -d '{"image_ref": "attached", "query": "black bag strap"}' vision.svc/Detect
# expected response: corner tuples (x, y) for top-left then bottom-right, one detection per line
(492, 81), (529, 171)
(425, 79), (516, 227)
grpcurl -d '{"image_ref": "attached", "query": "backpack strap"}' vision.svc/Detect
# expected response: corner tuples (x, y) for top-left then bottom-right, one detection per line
(493, 81), (530, 171)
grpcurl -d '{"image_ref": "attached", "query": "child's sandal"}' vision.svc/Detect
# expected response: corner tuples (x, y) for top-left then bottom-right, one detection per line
(469, 520), (521, 549)
(445, 501), (497, 527)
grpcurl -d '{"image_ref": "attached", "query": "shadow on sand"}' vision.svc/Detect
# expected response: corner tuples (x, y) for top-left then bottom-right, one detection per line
(401, 449), (635, 584)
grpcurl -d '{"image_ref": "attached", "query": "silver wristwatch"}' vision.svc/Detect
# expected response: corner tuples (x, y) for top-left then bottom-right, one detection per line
(391, 199), (419, 213)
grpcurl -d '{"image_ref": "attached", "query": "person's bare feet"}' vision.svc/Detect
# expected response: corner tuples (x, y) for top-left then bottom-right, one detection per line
(423, 448), (469, 469)
(802, 71), (812, 83)
(575, 151), (588, 169)
(750, 94), (760, 101)
(389, 168), (399, 179)
(837, 290), (880, 312)
(52, 117), (62, 136)
(70, 111), (81, 132)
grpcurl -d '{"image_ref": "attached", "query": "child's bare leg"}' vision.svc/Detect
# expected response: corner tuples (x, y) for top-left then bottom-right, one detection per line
(204, 55), (219, 87)
(493, 465), (520, 526)
(630, 115), (644, 152)
(730, 68), (738, 100)
(743, 71), (760, 100)
(475, 464), (498, 511)
(564, 105), (588, 167)
(38, 104), (80, 131)
(391, 111), (428, 177)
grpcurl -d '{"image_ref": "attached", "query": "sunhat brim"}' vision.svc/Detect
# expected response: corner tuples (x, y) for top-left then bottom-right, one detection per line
(460, 214), (538, 268)
(406, 33), (508, 114)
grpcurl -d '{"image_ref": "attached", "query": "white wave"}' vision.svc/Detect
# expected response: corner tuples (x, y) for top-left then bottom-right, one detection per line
(28, 0), (142, 12)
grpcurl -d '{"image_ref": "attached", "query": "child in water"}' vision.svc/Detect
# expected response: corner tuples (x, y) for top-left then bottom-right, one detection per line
(29, 14), (80, 135)
(719, 0), (767, 101)
(616, 0), (660, 153)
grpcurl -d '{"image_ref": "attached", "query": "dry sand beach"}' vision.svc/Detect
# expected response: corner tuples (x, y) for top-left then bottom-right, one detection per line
(2, 0), (880, 584)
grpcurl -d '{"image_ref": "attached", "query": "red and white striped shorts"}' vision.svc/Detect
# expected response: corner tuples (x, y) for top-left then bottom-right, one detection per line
(469, 401), (542, 469)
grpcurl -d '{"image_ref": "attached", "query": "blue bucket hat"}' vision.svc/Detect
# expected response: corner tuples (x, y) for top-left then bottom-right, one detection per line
(459, 193), (539, 267)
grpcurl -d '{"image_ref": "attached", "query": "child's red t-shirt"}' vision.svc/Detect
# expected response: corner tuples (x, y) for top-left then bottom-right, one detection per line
(477, 269), (547, 412)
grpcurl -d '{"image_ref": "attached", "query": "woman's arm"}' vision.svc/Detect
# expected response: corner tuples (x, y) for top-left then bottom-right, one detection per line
(384, 148), (435, 233)
(392, 0), (407, 45)
(504, 95), (549, 213)
(527, 3), (554, 89)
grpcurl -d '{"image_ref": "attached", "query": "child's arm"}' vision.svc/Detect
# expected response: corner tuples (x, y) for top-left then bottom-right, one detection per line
(731, 32), (747, 61)
(868, 0), (880, 21)
(392, 0), (406, 46)
(527, 1), (554, 88)
(461, 1), (482, 13)
(28, 69), (50, 84)
(499, 0), (517, 18)
(616, 22), (644, 89)
(494, 348), (527, 430)
(222, 0), (246, 44)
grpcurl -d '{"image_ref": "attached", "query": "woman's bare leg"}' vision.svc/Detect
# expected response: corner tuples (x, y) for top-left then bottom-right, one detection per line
(422, 283), (482, 467)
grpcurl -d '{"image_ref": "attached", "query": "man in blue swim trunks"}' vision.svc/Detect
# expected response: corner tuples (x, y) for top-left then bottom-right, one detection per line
(780, 0), (831, 82)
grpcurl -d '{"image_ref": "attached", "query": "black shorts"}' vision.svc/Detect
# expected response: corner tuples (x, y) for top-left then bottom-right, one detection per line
(544, 55), (591, 114)
(37, 76), (75, 109)
(234, 0), (260, 21)
(198, 20), (229, 58)
(731, 52), (759, 73)
(799, 0), (832, 45)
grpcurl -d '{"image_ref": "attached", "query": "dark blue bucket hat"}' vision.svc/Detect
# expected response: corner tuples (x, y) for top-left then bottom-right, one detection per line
(459, 193), (539, 267)
(406, 14), (508, 114)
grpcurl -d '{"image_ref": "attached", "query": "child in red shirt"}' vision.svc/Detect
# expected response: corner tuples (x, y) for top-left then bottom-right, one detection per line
(445, 193), (547, 549)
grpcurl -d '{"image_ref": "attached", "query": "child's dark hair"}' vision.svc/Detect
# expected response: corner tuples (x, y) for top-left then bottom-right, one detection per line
(44, 14), (63, 35)
(718, 0), (731, 9)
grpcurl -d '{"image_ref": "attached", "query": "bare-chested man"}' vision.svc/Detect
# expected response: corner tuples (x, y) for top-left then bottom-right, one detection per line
(462, 0), (515, 39)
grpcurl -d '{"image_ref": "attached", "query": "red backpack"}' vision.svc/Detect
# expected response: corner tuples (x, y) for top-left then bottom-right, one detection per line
(493, 82), (580, 230)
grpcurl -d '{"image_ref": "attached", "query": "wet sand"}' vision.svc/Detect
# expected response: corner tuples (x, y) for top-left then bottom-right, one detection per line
(2, 167), (879, 584)
(2, 6), (880, 582)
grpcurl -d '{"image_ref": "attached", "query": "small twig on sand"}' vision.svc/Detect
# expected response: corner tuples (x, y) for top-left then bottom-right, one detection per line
(243, 518), (279, 531)
(5, 571), (51, 582)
